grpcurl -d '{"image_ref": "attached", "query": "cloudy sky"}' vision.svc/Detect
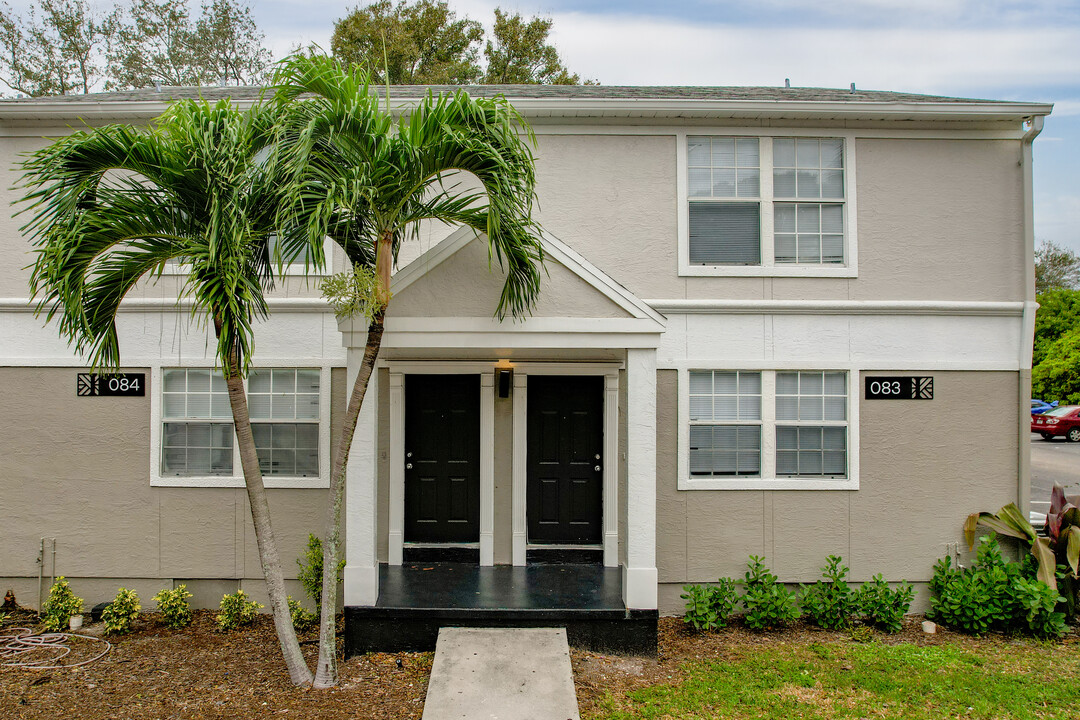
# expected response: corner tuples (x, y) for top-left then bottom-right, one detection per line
(248, 0), (1080, 253)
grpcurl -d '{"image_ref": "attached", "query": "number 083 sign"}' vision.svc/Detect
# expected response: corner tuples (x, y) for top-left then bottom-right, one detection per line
(77, 373), (146, 397)
(864, 376), (933, 400)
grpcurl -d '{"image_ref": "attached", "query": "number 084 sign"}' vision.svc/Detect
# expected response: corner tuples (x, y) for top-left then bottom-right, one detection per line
(77, 373), (146, 397)
(864, 376), (933, 400)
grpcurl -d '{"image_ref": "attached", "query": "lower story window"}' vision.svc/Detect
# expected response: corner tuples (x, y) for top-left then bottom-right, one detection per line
(684, 369), (850, 486)
(160, 367), (322, 480)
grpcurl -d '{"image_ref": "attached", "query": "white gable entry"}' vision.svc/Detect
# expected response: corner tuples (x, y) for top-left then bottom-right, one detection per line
(339, 227), (665, 614)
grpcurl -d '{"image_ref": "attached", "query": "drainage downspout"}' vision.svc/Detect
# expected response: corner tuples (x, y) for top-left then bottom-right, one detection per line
(1019, 115), (1044, 517)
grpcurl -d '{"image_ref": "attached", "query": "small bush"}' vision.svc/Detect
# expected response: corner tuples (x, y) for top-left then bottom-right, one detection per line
(153, 585), (194, 629)
(801, 555), (858, 630)
(288, 596), (317, 631)
(681, 578), (739, 632)
(102, 588), (141, 635)
(216, 590), (262, 630)
(296, 534), (344, 608)
(856, 575), (914, 633)
(928, 535), (1066, 638)
(41, 576), (83, 631)
(740, 556), (800, 630)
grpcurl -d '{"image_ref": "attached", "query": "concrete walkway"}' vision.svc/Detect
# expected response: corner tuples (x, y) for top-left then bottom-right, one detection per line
(421, 627), (581, 720)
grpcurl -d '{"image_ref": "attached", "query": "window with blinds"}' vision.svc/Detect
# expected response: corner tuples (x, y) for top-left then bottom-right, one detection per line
(775, 371), (848, 477)
(688, 370), (762, 476)
(688, 137), (761, 265)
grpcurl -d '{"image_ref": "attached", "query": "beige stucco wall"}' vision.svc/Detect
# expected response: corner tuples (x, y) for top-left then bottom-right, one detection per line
(388, 235), (630, 319)
(0, 366), (346, 610)
(655, 369), (1020, 615)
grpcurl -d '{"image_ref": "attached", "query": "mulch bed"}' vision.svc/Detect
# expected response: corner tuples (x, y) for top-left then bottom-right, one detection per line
(1, 610), (431, 720)
(4, 608), (1077, 720)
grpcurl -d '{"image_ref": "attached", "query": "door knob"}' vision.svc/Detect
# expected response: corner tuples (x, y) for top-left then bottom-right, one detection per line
(406, 463), (413, 469)
(595, 465), (601, 472)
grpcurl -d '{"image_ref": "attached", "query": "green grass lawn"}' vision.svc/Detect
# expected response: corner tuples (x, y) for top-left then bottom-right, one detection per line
(594, 639), (1080, 720)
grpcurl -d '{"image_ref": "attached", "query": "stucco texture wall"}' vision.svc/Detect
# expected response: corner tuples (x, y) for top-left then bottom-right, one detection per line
(655, 369), (1020, 615)
(0, 366), (345, 610)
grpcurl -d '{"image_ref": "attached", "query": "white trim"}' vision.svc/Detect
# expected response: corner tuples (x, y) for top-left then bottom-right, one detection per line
(344, 361), (379, 606)
(624, 348), (658, 610)
(0, 297), (332, 313)
(677, 131), (859, 278)
(661, 359), (1023, 372)
(676, 367), (860, 491)
(149, 364), (332, 489)
(161, 238), (335, 277)
(388, 372), (405, 565)
(388, 225), (664, 324)
(510, 364), (622, 568)
(479, 374), (495, 566)
(645, 299), (1026, 316)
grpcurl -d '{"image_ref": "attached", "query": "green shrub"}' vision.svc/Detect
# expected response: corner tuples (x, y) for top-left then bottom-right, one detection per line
(288, 596), (317, 631)
(740, 556), (800, 630)
(296, 534), (344, 608)
(681, 578), (739, 632)
(102, 588), (141, 635)
(216, 590), (262, 630)
(40, 576), (83, 631)
(928, 535), (1066, 638)
(856, 575), (914, 633)
(153, 585), (194, 629)
(800, 555), (858, 630)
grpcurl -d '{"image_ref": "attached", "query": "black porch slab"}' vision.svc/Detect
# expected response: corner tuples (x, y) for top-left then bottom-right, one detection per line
(345, 563), (657, 656)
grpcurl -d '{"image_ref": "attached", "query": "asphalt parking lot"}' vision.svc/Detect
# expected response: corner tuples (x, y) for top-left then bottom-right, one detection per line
(1030, 433), (1080, 516)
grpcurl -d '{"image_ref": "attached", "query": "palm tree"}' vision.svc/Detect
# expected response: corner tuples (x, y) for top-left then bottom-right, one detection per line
(271, 54), (547, 688)
(20, 98), (314, 686)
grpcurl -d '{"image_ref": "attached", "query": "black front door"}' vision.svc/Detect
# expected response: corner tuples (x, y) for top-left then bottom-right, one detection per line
(527, 375), (604, 544)
(404, 374), (480, 544)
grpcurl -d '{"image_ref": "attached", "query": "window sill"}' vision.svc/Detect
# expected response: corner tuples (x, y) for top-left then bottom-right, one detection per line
(678, 476), (858, 491)
(151, 475), (330, 489)
(679, 264), (857, 278)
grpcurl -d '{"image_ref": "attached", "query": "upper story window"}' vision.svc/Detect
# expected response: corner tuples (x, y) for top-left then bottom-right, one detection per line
(679, 133), (857, 277)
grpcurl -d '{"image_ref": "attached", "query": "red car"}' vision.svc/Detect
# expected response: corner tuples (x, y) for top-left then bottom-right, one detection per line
(1032, 405), (1080, 442)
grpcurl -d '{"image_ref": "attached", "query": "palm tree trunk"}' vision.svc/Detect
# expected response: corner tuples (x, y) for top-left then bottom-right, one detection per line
(220, 332), (313, 686)
(312, 230), (394, 689)
(312, 305), (386, 688)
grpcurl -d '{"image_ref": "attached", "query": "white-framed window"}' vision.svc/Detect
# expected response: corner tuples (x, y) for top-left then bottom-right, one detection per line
(679, 368), (858, 491)
(152, 365), (331, 488)
(162, 237), (333, 277)
(677, 130), (857, 277)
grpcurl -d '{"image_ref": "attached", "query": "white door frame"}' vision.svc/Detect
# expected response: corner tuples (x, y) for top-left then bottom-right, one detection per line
(386, 361), (496, 566)
(510, 362), (622, 567)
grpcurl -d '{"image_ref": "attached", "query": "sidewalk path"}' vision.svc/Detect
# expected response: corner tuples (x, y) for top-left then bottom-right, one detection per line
(421, 627), (581, 720)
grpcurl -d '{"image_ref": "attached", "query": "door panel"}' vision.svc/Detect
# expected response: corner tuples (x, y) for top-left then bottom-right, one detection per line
(405, 375), (480, 543)
(527, 375), (604, 544)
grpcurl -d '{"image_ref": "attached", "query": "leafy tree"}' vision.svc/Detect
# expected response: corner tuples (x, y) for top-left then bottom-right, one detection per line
(0, 0), (115, 96)
(331, 0), (483, 84)
(272, 53), (546, 687)
(1035, 239), (1080, 294)
(482, 8), (581, 85)
(106, 0), (206, 89)
(19, 98), (314, 686)
(193, 0), (272, 86)
(1032, 326), (1080, 404)
(1033, 288), (1080, 367)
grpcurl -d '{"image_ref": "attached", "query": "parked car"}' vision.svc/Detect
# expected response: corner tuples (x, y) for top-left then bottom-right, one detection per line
(1031, 405), (1080, 442)
(1031, 398), (1059, 415)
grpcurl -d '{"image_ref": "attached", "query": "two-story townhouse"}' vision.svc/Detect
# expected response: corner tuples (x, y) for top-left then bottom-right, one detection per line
(0, 85), (1050, 654)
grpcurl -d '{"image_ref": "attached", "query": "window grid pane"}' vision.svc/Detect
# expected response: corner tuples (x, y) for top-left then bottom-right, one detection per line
(253, 422), (320, 477)
(773, 138), (844, 200)
(774, 203), (844, 265)
(689, 370), (762, 477)
(247, 368), (320, 421)
(162, 368), (231, 419)
(688, 136), (760, 199)
(774, 371), (848, 478)
(161, 422), (233, 476)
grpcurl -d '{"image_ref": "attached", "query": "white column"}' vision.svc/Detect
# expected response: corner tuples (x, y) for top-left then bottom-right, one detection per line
(480, 373), (495, 566)
(343, 350), (379, 606)
(623, 347), (658, 609)
(511, 371), (528, 566)
(603, 373), (620, 567)
(388, 372), (405, 565)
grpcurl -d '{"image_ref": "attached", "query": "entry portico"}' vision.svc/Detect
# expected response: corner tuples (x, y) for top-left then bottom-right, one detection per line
(340, 227), (664, 631)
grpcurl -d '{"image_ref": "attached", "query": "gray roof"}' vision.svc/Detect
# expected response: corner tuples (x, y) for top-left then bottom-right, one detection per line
(0, 83), (1021, 105)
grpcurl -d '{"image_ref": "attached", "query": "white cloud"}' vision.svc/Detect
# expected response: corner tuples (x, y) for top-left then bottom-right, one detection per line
(1035, 193), (1080, 253)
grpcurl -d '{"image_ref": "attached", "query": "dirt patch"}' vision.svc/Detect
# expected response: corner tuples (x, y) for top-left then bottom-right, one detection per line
(1, 611), (431, 720)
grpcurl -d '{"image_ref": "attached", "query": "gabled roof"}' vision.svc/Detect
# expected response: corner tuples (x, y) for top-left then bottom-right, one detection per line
(391, 225), (666, 325)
